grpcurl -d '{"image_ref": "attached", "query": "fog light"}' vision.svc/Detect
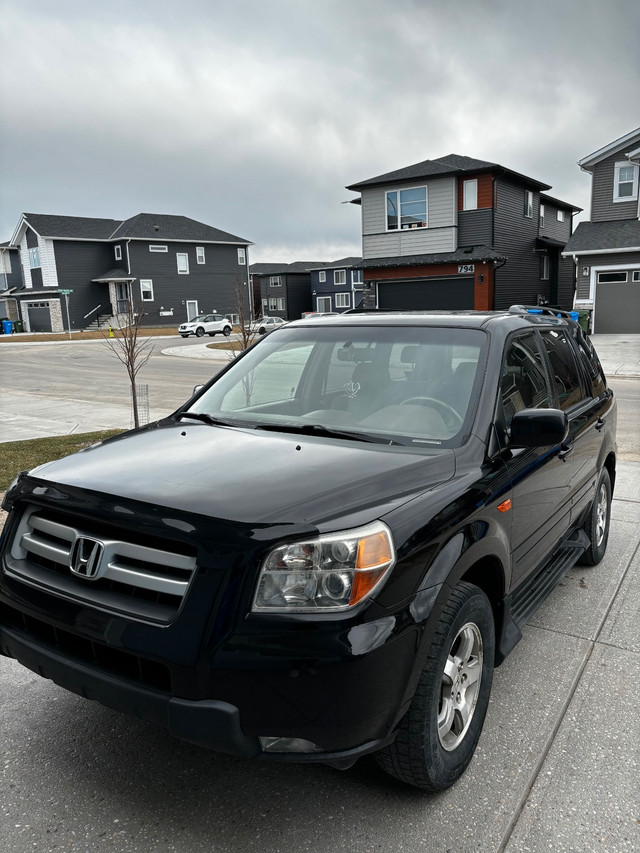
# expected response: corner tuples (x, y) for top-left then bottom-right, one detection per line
(259, 736), (322, 754)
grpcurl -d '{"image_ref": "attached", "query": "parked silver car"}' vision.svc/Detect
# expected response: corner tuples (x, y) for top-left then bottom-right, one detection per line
(247, 316), (287, 335)
(179, 314), (233, 338)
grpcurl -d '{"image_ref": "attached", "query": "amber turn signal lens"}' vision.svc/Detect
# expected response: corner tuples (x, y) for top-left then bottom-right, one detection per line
(497, 499), (512, 513)
(356, 531), (393, 569)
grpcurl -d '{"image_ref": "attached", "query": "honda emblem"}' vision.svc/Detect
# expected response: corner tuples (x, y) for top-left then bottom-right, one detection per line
(70, 537), (104, 579)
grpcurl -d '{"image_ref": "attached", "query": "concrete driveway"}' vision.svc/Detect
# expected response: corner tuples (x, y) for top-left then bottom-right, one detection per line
(0, 335), (638, 852)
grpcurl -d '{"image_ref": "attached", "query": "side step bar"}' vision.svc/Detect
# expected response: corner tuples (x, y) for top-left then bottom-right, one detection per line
(496, 529), (590, 664)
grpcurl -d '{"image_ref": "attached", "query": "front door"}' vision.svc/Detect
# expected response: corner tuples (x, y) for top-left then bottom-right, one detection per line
(115, 282), (129, 314)
(186, 300), (198, 320)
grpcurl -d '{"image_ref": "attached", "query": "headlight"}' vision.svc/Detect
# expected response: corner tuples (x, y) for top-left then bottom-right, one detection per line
(252, 521), (395, 613)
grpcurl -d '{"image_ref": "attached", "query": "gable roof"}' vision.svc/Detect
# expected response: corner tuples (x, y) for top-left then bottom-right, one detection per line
(250, 261), (328, 276)
(306, 256), (363, 271)
(562, 220), (640, 255)
(539, 193), (582, 213)
(12, 212), (251, 245)
(346, 153), (551, 192)
(578, 127), (640, 171)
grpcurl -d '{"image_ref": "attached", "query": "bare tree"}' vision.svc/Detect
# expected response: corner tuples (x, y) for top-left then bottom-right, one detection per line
(103, 298), (154, 428)
(231, 276), (261, 357)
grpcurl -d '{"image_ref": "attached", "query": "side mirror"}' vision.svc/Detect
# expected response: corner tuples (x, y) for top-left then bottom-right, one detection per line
(509, 408), (568, 448)
(193, 384), (203, 395)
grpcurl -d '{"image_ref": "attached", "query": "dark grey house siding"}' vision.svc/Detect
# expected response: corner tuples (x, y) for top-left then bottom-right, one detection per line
(0, 250), (24, 291)
(539, 206), (572, 242)
(26, 227), (39, 249)
(258, 274), (312, 320)
(53, 240), (115, 328)
(457, 209), (492, 246)
(128, 240), (248, 326)
(494, 178), (547, 308)
(590, 153), (638, 222)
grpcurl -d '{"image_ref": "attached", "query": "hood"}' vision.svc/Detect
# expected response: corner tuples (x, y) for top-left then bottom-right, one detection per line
(27, 421), (455, 529)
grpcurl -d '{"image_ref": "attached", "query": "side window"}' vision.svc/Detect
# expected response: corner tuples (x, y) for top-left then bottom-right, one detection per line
(540, 330), (586, 410)
(574, 334), (606, 398)
(501, 333), (551, 426)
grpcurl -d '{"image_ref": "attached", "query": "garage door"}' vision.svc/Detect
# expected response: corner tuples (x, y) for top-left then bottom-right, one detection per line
(595, 277), (640, 333)
(377, 277), (474, 310)
(26, 301), (53, 332)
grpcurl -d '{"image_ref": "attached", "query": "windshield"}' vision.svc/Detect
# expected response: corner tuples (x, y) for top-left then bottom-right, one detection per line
(187, 325), (487, 447)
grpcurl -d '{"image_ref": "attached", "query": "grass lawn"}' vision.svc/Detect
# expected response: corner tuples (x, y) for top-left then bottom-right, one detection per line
(0, 429), (123, 491)
(0, 327), (179, 344)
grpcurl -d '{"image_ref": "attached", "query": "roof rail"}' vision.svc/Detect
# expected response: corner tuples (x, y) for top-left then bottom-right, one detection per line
(508, 304), (577, 321)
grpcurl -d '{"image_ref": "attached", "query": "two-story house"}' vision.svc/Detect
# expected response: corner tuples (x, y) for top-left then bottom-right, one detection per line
(346, 154), (580, 312)
(563, 127), (640, 333)
(6, 212), (252, 332)
(252, 261), (327, 321)
(308, 257), (364, 313)
(0, 243), (24, 322)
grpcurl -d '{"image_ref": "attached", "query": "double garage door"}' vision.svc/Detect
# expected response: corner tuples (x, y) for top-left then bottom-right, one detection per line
(594, 274), (640, 333)
(376, 276), (474, 310)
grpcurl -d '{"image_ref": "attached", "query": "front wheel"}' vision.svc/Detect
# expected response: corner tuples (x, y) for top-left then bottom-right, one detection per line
(579, 468), (611, 566)
(375, 582), (495, 791)
(195, 327), (205, 338)
(223, 326), (231, 337)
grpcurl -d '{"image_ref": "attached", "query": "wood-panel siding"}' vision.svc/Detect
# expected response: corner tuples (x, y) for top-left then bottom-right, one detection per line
(590, 153), (638, 222)
(456, 173), (493, 210)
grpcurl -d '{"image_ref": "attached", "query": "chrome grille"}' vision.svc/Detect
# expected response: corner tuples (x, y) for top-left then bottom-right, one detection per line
(6, 507), (197, 622)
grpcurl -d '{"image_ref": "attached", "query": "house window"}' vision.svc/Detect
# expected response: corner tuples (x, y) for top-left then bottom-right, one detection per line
(633, 271), (640, 282)
(140, 279), (154, 301)
(351, 269), (363, 285)
(269, 276), (282, 286)
(317, 296), (332, 313)
(597, 271), (627, 283)
(463, 179), (477, 211)
(540, 255), (549, 280)
(177, 253), (189, 274)
(268, 297), (281, 311)
(334, 269), (346, 285)
(557, 209), (565, 222)
(335, 293), (350, 308)
(319, 270), (326, 283)
(29, 248), (41, 268)
(539, 204), (545, 227)
(614, 162), (638, 201)
(114, 245), (122, 261)
(196, 247), (205, 264)
(149, 245), (168, 252)
(524, 190), (533, 218)
(262, 299), (269, 313)
(386, 187), (427, 230)
(276, 298), (285, 310)
(237, 248), (246, 265)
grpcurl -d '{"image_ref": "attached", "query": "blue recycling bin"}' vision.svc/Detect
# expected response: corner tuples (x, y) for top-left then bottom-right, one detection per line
(569, 311), (579, 323)
(2, 319), (13, 335)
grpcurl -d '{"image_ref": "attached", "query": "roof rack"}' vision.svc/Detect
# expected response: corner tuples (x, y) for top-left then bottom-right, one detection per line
(508, 304), (577, 321)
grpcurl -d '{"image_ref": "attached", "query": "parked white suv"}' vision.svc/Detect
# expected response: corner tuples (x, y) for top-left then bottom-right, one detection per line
(179, 314), (233, 338)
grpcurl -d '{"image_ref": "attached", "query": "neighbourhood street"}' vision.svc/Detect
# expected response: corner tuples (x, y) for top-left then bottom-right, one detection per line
(0, 336), (638, 853)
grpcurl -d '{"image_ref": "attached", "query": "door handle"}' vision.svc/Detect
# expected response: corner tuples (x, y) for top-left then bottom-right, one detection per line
(558, 441), (573, 461)
(595, 417), (605, 431)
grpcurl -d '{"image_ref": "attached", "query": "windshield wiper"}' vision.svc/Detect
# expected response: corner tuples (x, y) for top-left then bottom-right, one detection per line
(176, 412), (234, 426)
(254, 422), (400, 445)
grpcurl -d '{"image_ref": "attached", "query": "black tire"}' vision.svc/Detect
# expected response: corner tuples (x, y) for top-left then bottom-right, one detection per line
(258, 327), (266, 335)
(579, 468), (611, 566)
(195, 327), (205, 338)
(223, 326), (231, 337)
(374, 582), (495, 791)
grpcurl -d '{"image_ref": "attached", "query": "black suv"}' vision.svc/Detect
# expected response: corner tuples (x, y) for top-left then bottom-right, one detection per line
(0, 308), (616, 791)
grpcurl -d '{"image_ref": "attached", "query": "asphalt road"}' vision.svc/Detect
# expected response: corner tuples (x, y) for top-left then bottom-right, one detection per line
(0, 338), (638, 853)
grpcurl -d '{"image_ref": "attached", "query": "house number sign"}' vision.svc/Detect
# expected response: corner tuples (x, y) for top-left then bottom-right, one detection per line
(458, 265), (475, 274)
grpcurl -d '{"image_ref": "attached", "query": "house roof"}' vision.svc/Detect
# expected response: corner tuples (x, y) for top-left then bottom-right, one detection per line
(250, 261), (328, 276)
(91, 268), (135, 282)
(346, 154), (551, 192)
(360, 245), (507, 270)
(578, 127), (640, 171)
(110, 213), (251, 244)
(13, 212), (251, 245)
(562, 220), (640, 254)
(307, 256), (363, 271)
(539, 193), (582, 213)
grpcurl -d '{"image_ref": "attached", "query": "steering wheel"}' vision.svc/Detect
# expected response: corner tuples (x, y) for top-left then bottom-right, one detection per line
(400, 397), (464, 429)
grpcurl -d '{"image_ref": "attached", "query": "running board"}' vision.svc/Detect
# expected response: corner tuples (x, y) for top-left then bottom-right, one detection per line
(496, 529), (590, 664)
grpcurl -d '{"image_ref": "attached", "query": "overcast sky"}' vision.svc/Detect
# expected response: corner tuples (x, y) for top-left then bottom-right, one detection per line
(1, 0), (638, 262)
